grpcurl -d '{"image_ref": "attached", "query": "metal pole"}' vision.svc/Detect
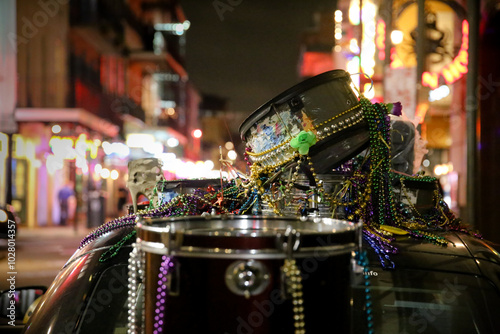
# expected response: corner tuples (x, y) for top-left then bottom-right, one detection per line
(416, 0), (426, 85)
(6, 133), (13, 204)
(415, 0), (426, 136)
(384, 0), (393, 68)
(359, 0), (363, 91)
(466, 0), (480, 227)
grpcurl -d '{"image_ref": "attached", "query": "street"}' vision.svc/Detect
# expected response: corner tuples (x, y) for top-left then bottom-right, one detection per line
(0, 226), (93, 290)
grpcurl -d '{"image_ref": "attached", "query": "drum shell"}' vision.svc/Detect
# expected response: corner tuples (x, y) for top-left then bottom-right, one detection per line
(137, 216), (358, 334)
(144, 252), (352, 333)
(239, 70), (369, 173)
(261, 173), (351, 218)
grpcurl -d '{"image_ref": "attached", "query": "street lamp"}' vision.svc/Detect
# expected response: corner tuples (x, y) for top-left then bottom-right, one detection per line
(390, 30), (403, 45)
(192, 129), (202, 139)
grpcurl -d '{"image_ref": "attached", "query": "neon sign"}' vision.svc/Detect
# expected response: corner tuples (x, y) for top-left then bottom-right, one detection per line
(422, 20), (469, 90)
(390, 47), (404, 69)
(47, 134), (99, 174)
(360, 1), (377, 77)
(375, 19), (386, 60)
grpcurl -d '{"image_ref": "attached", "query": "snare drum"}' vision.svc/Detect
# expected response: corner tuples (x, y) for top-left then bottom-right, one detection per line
(239, 70), (369, 173)
(134, 215), (359, 333)
(261, 173), (351, 218)
(156, 178), (222, 206)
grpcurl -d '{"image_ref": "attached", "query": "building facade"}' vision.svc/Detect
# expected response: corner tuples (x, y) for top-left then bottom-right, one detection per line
(0, 0), (200, 227)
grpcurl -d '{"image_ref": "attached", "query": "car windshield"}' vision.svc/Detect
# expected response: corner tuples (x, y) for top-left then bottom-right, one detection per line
(351, 269), (500, 333)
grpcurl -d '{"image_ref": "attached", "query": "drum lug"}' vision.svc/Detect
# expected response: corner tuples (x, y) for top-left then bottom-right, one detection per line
(167, 260), (181, 296)
(225, 260), (270, 299)
(157, 227), (181, 296)
(309, 188), (318, 210)
(305, 187), (320, 217)
(287, 96), (304, 112)
(160, 225), (183, 255)
(282, 225), (301, 260)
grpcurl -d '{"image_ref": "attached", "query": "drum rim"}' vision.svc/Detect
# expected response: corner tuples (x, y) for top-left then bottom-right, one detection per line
(136, 242), (357, 258)
(139, 214), (359, 235)
(239, 69), (352, 140)
(136, 215), (360, 257)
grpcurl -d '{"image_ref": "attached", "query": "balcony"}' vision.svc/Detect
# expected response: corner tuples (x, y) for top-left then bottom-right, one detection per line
(69, 53), (146, 131)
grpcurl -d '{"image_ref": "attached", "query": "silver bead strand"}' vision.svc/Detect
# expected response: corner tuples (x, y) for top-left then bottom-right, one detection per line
(139, 248), (146, 332)
(127, 245), (138, 334)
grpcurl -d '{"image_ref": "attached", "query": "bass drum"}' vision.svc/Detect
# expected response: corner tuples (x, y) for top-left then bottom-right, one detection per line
(135, 215), (359, 334)
(239, 70), (369, 173)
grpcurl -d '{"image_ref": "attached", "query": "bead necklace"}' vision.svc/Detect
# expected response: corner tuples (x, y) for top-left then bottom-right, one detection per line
(153, 256), (175, 334)
(80, 217), (137, 249)
(359, 98), (453, 245)
(282, 259), (306, 334)
(355, 250), (375, 334)
(127, 244), (145, 334)
(80, 181), (246, 249)
(260, 158), (305, 215)
(99, 230), (137, 262)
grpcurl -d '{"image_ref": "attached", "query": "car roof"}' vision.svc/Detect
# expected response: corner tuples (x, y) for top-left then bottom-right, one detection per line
(64, 224), (136, 268)
(366, 231), (500, 279)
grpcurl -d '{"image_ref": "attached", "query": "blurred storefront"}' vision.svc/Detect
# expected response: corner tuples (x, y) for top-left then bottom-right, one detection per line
(299, 0), (471, 216)
(0, 0), (18, 209)
(0, 0), (203, 228)
(10, 108), (123, 228)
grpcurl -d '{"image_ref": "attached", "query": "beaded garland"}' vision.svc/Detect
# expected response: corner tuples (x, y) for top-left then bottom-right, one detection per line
(99, 230), (137, 263)
(355, 250), (374, 334)
(80, 179), (245, 251)
(282, 259), (306, 334)
(335, 98), (481, 268)
(127, 244), (145, 334)
(359, 99), (477, 233)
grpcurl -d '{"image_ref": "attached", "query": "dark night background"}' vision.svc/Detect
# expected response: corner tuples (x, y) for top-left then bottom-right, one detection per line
(182, 0), (337, 113)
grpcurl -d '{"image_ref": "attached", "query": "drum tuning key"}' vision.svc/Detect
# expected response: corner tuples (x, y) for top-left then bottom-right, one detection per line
(224, 260), (270, 299)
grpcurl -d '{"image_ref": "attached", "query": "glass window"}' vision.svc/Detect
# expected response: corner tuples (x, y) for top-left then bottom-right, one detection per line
(351, 269), (500, 333)
(77, 264), (143, 333)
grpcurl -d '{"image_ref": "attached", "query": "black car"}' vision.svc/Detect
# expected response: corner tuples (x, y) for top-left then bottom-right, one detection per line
(351, 231), (500, 333)
(0, 204), (19, 240)
(1, 215), (499, 334)
(18, 224), (135, 334)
